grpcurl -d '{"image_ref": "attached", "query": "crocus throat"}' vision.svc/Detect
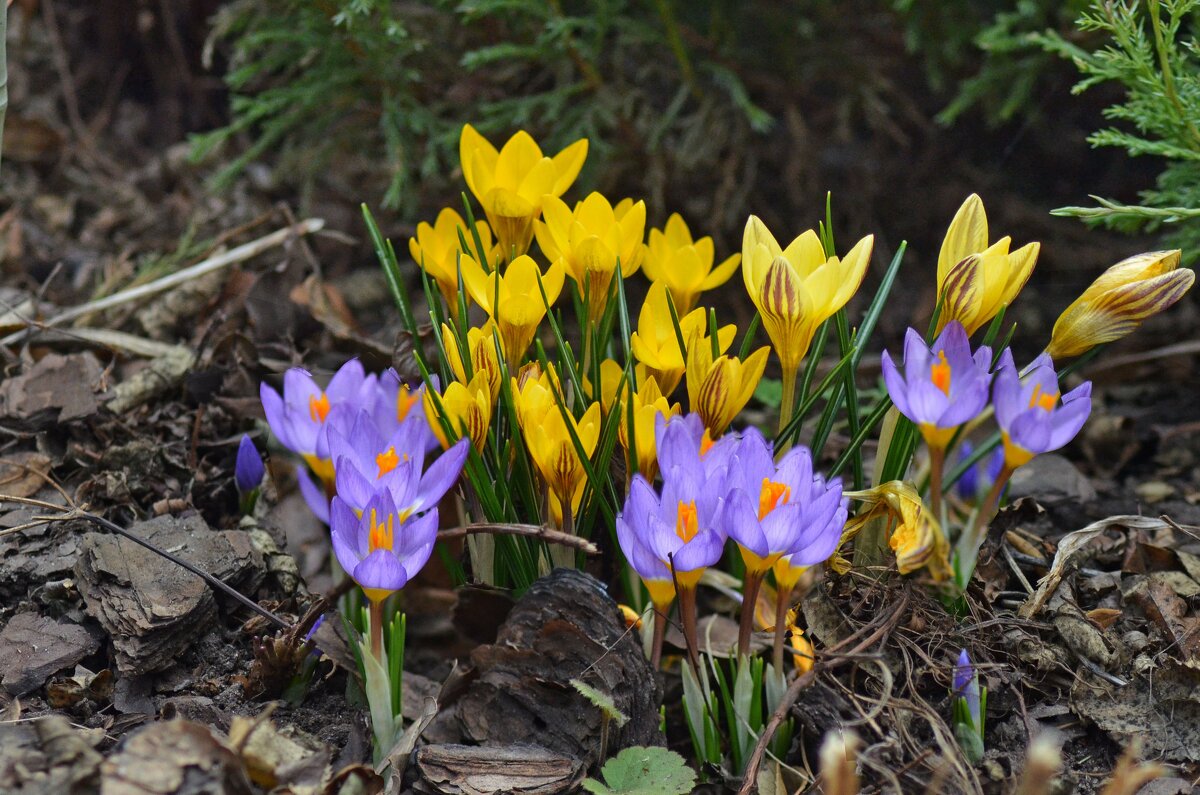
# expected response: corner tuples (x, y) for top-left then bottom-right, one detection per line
(699, 431), (715, 457)
(367, 508), (395, 553)
(758, 479), (791, 520)
(397, 386), (419, 422)
(1028, 384), (1059, 412)
(309, 392), (331, 423)
(676, 500), (699, 543)
(376, 446), (401, 478)
(930, 351), (951, 396)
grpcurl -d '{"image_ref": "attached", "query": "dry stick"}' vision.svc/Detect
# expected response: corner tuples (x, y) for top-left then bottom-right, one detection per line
(737, 590), (911, 795)
(0, 494), (288, 629)
(0, 219), (325, 347)
(436, 522), (598, 553)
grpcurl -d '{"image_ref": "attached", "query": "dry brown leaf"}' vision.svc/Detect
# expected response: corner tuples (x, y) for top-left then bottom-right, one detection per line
(1087, 608), (1123, 631)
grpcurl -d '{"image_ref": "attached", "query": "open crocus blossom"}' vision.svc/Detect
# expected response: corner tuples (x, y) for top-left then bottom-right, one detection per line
(330, 489), (439, 604)
(721, 428), (846, 658)
(459, 124), (588, 259)
(462, 253), (565, 366)
(881, 321), (992, 450)
(936, 194), (1039, 335)
(1046, 249), (1194, 359)
(630, 281), (735, 396)
(993, 351), (1092, 471)
(408, 207), (496, 306)
(330, 411), (468, 519)
(617, 418), (730, 668)
(643, 213), (741, 315)
(536, 193), (646, 322)
(686, 340), (770, 438)
(261, 359), (374, 490)
(741, 216), (873, 377)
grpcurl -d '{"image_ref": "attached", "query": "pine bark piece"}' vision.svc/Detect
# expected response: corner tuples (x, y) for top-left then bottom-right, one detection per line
(450, 568), (663, 768)
(0, 352), (105, 426)
(414, 744), (584, 795)
(0, 613), (103, 696)
(75, 514), (264, 675)
(99, 719), (255, 795)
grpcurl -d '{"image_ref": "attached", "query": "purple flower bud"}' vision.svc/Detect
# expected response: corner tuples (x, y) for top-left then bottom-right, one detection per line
(235, 435), (265, 493)
(953, 648), (981, 728)
(955, 443), (1005, 501)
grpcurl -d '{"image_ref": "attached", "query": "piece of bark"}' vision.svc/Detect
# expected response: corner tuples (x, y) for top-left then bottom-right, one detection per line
(0, 715), (104, 794)
(100, 719), (255, 795)
(0, 612), (103, 696)
(445, 569), (662, 768)
(414, 744), (584, 795)
(75, 513), (264, 675)
(0, 352), (105, 426)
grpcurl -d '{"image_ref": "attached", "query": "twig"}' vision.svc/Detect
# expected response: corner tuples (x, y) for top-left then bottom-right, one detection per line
(0, 493), (287, 629)
(737, 590), (910, 795)
(1, 219), (325, 347)
(436, 522), (598, 554)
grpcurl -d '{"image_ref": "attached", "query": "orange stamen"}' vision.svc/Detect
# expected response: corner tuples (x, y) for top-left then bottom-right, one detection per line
(930, 351), (952, 396)
(700, 430), (715, 457)
(367, 508), (395, 553)
(1028, 384), (1059, 412)
(676, 501), (699, 543)
(376, 446), (400, 478)
(309, 392), (331, 423)
(758, 479), (791, 520)
(397, 386), (419, 422)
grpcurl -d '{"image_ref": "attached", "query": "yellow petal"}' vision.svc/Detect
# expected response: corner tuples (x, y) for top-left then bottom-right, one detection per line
(937, 194), (989, 289)
(741, 215), (782, 293)
(700, 252), (742, 291)
(459, 124), (497, 199)
(550, 138), (589, 196)
(780, 229), (826, 279)
(495, 130), (544, 191)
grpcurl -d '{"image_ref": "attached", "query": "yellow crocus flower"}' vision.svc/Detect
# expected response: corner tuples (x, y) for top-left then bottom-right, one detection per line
(424, 372), (492, 452)
(742, 216), (874, 378)
(442, 323), (504, 404)
(459, 125), (588, 260)
(461, 254), (564, 368)
(644, 213), (741, 314)
(513, 371), (602, 527)
(685, 341), (770, 438)
(615, 374), (681, 480)
(586, 358), (627, 414)
(936, 194), (1040, 335)
(408, 208), (497, 306)
(630, 281), (735, 396)
(839, 481), (951, 581)
(1046, 249), (1194, 359)
(535, 192), (646, 322)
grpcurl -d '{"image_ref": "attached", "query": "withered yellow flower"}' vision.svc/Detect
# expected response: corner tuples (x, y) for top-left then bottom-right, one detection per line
(535, 193), (646, 322)
(630, 281), (735, 396)
(462, 254), (564, 367)
(742, 216), (874, 376)
(937, 194), (1039, 335)
(789, 626), (815, 674)
(615, 374), (681, 480)
(442, 323), (504, 404)
(1046, 249), (1194, 359)
(459, 124), (588, 259)
(424, 372), (492, 452)
(685, 341), (770, 438)
(841, 482), (950, 581)
(643, 213), (741, 315)
(408, 208), (497, 306)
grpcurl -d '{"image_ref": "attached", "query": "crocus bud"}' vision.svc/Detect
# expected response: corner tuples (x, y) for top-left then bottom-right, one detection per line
(235, 435), (265, 493)
(1046, 250), (1194, 359)
(952, 648), (986, 763)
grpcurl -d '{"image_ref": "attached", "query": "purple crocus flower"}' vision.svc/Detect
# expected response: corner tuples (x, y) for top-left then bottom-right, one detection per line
(260, 359), (374, 487)
(616, 418), (731, 604)
(720, 428), (846, 574)
(993, 351), (1092, 470)
(235, 435), (265, 493)
(953, 648), (981, 729)
(329, 489), (439, 603)
(654, 412), (739, 478)
(955, 441), (1005, 501)
(330, 411), (468, 518)
(882, 321), (993, 449)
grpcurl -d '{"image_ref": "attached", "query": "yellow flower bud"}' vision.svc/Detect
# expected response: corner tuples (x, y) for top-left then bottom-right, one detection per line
(1046, 250), (1194, 359)
(936, 194), (1039, 335)
(686, 341), (770, 438)
(424, 372), (492, 452)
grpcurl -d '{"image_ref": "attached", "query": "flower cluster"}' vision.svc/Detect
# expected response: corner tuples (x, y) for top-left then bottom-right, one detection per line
(261, 361), (469, 604)
(617, 414), (847, 667)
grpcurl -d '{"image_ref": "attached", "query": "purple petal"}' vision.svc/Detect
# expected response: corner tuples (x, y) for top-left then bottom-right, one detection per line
(991, 362), (1023, 429)
(880, 350), (911, 418)
(260, 384), (296, 451)
(396, 511), (439, 578)
(760, 501), (804, 553)
(902, 327), (930, 369)
(416, 438), (469, 511)
(670, 529), (726, 573)
(722, 488), (769, 558)
(334, 459), (376, 514)
(1046, 396), (1092, 450)
(933, 321), (972, 371)
(296, 465), (330, 524)
(325, 359), (367, 403)
(352, 549), (409, 593)
(775, 446), (814, 495)
(907, 379), (953, 427)
(936, 377), (989, 428)
(235, 435), (265, 492)
(329, 497), (365, 572)
(1008, 410), (1054, 455)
